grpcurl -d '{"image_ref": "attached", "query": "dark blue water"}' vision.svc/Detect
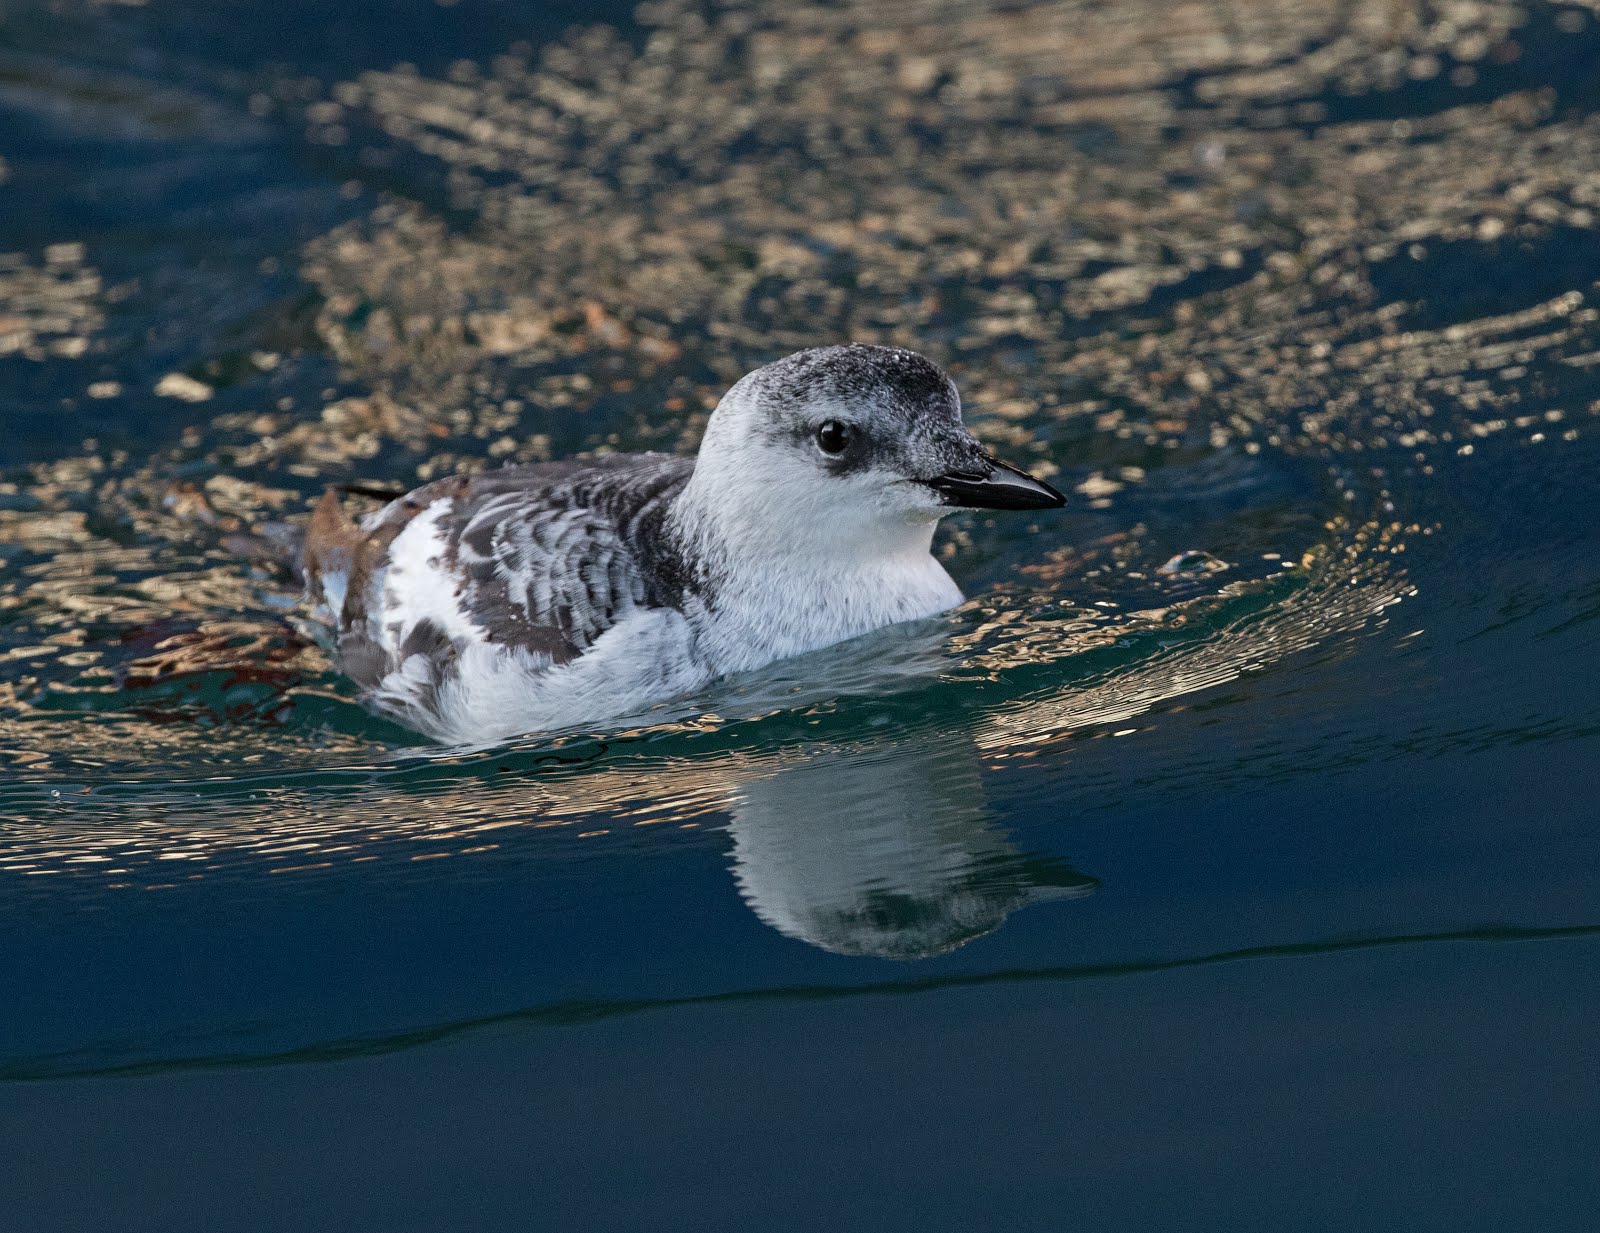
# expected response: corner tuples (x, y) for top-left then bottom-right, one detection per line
(2, 1), (1598, 1229)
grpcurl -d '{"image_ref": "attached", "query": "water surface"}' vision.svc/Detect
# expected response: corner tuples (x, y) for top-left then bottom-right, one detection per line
(1, 1), (1598, 1228)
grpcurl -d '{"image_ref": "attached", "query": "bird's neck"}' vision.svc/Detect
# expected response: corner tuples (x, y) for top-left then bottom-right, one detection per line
(666, 477), (963, 673)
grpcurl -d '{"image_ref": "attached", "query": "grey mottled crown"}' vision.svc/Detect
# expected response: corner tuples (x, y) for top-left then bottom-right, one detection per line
(750, 344), (960, 425)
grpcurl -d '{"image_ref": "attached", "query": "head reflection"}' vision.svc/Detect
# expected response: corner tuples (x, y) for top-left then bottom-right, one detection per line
(726, 734), (1095, 960)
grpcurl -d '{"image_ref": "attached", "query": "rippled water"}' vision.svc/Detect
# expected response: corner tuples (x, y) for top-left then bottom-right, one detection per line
(3, 1), (1598, 1228)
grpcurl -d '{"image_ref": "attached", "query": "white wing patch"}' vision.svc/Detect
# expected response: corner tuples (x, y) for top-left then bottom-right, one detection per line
(375, 500), (487, 655)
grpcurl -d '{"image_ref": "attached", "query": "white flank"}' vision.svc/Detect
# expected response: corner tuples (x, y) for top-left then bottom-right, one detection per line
(375, 499), (486, 654)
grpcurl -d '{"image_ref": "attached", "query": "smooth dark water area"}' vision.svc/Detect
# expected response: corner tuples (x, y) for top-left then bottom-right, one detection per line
(2, 1), (1598, 1229)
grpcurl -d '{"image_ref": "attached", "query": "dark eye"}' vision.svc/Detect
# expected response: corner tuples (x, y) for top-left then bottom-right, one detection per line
(816, 420), (852, 455)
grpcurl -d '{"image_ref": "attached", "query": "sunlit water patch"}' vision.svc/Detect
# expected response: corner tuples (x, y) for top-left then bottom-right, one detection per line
(1, 0), (1598, 1087)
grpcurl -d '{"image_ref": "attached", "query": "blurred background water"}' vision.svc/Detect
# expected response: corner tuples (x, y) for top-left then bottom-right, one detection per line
(1, 0), (1598, 1228)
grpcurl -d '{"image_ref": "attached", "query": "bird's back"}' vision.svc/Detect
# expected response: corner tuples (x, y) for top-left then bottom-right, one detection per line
(303, 453), (695, 739)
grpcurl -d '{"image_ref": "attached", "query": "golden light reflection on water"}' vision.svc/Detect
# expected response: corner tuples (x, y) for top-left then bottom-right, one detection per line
(2, 0), (1598, 952)
(0, 244), (101, 361)
(0, 513), (1408, 907)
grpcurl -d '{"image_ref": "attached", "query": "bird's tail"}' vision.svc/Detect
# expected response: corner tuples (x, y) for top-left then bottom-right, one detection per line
(299, 486), (366, 621)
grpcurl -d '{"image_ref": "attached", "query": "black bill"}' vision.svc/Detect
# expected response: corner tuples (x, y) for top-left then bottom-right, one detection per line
(927, 458), (1066, 511)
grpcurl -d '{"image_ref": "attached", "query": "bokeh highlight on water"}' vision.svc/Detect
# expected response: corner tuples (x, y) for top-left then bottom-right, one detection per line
(1, 1), (1598, 1228)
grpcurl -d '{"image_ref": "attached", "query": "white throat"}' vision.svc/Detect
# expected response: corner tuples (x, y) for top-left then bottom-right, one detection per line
(669, 445), (963, 672)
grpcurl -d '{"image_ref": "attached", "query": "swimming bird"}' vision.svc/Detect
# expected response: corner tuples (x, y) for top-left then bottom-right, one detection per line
(302, 344), (1064, 744)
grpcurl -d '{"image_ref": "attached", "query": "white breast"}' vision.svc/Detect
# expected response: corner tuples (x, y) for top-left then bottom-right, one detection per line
(687, 543), (964, 677)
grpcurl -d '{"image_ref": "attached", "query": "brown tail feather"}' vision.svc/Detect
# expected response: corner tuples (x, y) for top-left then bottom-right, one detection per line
(302, 487), (364, 615)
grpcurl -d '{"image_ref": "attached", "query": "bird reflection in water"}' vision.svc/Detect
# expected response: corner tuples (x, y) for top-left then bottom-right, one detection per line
(726, 733), (1095, 959)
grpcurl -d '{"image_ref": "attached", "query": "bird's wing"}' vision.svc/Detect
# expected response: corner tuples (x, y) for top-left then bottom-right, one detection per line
(303, 455), (693, 696)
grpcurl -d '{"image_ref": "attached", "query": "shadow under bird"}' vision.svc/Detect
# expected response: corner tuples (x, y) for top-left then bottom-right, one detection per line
(302, 344), (1065, 744)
